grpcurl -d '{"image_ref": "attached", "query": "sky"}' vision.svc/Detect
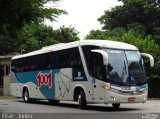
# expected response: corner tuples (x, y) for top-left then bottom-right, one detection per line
(45, 0), (122, 40)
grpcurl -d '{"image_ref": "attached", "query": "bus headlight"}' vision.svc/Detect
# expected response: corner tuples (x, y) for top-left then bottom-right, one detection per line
(103, 85), (110, 91)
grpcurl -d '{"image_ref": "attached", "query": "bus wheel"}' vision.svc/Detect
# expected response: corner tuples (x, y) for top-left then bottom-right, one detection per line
(23, 88), (30, 103)
(78, 90), (87, 109)
(112, 103), (120, 109)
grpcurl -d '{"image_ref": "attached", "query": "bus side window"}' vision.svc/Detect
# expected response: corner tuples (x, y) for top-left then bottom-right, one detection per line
(23, 58), (29, 72)
(16, 59), (23, 72)
(52, 53), (60, 69)
(57, 47), (84, 71)
(90, 52), (105, 80)
(39, 53), (53, 70)
(69, 48), (84, 71)
(82, 46), (106, 81)
(44, 53), (53, 69)
(11, 60), (16, 72)
(59, 50), (68, 68)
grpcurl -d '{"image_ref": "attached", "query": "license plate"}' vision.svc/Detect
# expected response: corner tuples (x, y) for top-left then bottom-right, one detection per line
(128, 97), (136, 102)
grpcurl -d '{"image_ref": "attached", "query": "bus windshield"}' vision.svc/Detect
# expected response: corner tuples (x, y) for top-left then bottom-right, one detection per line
(103, 49), (146, 86)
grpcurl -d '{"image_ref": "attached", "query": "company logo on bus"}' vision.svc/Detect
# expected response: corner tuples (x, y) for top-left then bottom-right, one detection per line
(36, 71), (52, 88)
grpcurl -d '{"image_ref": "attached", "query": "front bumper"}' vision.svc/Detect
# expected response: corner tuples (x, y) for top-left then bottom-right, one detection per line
(105, 91), (147, 104)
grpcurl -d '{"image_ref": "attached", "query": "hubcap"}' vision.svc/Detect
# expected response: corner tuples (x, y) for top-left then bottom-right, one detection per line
(24, 91), (28, 101)
(78, 95), (81, 104)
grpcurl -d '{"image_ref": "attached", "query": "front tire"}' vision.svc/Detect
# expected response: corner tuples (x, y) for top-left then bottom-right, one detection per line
(23, 88), (30, 103)
(48, 100), (60, 104)
(78, 90), (87, 109)
(112, 103), (120, 109)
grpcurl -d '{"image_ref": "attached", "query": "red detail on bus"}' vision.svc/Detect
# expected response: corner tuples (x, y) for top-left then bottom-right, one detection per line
(128, 97), (136, 102)
(36, 71), (52, 88)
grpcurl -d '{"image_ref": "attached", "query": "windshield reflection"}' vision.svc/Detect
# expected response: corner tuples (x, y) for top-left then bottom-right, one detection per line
(126, 51), (146, 85)
(103, 49), (146, 86)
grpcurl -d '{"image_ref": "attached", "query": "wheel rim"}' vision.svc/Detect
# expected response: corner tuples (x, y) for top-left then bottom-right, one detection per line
(24, 91), (28, 101)
(78, 94), (81, 105)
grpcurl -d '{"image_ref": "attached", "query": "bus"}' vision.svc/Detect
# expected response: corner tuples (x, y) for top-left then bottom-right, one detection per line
(10, 40), (154, 109)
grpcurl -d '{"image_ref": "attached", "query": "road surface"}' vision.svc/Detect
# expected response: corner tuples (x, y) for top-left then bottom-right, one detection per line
(0, 98), (160, 119)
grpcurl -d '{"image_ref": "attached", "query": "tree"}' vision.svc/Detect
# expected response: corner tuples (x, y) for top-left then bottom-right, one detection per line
(98, 0), (160, 43)
(0, 0), (66, 36)
(16, 24), (80, 53)
(85, 30), (108, 40)
(86, 28), (158, 55)
(0, 0), (66, 54)
(54, 25), (80, 43)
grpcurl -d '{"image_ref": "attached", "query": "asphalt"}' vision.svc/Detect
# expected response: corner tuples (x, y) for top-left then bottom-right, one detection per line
(1, 98), (160, 119)
(0, 96), (160, 100)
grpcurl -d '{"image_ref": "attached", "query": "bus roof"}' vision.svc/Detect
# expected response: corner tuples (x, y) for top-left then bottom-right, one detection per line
(12, 39), (138, 60)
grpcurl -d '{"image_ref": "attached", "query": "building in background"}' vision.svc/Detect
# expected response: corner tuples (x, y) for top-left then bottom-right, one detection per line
(0, 55), (15, 96)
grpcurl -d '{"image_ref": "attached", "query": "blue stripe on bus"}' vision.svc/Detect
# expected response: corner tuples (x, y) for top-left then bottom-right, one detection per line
(15, 69), (60, 100)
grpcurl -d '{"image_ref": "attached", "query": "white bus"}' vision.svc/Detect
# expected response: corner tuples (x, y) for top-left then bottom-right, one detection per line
(10, 40), (154, 109)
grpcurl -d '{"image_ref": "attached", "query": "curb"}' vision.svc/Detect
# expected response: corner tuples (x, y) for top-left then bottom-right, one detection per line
(0, 96), (16, 99)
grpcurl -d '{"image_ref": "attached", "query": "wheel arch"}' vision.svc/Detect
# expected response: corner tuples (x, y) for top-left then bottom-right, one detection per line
(73, 85), (87, 102)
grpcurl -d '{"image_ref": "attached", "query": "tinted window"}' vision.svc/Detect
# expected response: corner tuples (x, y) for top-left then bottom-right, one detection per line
(82, 46), (105, 80)
(11, 47), (84, 72)
(52, 52), (60, 69)
(82, 46), (99, 72)
(58, 47), (84, 71)
(16, 59), (23, 72)
(102, 49), (146, 86)
(23, 58), (29, 71)
(11, 60), (16, 72)
(91, 52), (105, 80)
(42, 53), (53, 70)
(106, 49), (128, 84)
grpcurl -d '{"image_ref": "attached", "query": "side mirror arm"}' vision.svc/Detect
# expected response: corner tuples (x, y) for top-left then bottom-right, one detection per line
(141, 53), (154, 67)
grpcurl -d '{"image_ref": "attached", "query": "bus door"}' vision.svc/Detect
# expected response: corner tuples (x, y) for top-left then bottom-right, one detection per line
(90, 53), (105, 103)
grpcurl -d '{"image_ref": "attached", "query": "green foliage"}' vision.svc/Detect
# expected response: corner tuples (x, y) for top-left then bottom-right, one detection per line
(54, 25), (80, 43)
(16, 24), (79, 53)
(110, 30), (159, 55)
(85, 30), (107, 40)
(0, 25), (14, 54)
(98, 0), (160, 44)
(0, 0), (69, 55)
(86, 28), (158, 54)
(0, 0), (66, 35)
(16, 23), (57, 52)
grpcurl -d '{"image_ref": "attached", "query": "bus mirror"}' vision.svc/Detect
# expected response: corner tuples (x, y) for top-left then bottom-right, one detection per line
(91, 49), (108, 65)
(141, 53), (154, 67)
